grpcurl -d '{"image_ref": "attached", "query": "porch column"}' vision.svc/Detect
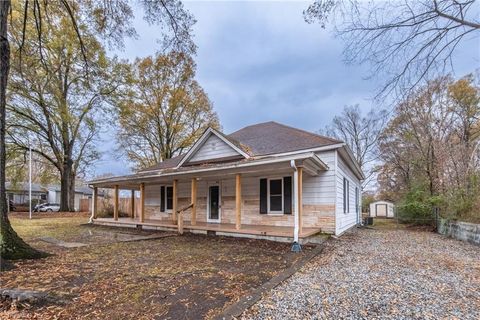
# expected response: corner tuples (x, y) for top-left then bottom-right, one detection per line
(172, 179), (178, 223)
(235, 174), (242, 230)
(298, 167), (303, 235)
(130, 189), (135, 219)
(140, 183), (145, 223)
(114, 185), (119, 221)
(191, 178), (197, 226)
(92, 187), (98, 219)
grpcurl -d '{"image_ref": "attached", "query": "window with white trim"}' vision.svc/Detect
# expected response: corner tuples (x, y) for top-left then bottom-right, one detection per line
(268, 178), (283, 213)
(343, 178), (350, 213)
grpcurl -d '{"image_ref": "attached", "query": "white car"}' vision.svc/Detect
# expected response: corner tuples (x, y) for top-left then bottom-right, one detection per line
(38, 203), (61, 212)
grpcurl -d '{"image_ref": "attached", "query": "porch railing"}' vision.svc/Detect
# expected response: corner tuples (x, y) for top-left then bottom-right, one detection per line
(177, 203), (194, 234)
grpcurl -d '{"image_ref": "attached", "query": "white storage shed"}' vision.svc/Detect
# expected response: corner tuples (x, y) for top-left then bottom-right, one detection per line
(369, 200), (395, 218)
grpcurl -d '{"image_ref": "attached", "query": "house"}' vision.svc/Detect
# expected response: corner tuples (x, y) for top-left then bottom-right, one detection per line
(45, 185), (97, 211)
(6, 182), (47, 205)
(6, 182), (97, 211)
(89, 122), (364, 245)
(369, 200), (395, 218)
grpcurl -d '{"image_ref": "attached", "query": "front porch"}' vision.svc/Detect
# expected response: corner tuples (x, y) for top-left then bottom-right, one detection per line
(93, 217), (322, 242)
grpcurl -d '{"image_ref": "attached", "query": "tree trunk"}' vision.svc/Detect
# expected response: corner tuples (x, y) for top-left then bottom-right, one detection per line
(0, 0), (46, 262)
(68, 169), (76, 212)
(59, 169), (69, 212)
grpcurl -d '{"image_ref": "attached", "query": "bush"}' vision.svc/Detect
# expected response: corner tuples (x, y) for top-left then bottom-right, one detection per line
(396, 185), (442, 225)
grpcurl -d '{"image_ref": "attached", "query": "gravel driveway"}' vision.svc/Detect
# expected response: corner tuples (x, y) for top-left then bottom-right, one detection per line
(241, 226), (480, 319)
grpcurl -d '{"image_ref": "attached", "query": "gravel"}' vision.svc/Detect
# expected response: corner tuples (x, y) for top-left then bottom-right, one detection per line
(241, 227), (480, 319)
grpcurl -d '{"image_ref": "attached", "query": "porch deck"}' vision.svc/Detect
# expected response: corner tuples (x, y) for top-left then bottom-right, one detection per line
(92, 217), (321, 239)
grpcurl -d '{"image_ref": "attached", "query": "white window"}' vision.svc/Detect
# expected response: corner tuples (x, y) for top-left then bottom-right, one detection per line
(343, 178), (350, 214)
(164, 185), (173, 212)
(268, 178), (284, 214)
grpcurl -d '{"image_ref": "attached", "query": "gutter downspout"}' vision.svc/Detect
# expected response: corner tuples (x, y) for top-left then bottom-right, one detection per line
(290, 160), (302, 252)
(88, 184), (95, 223)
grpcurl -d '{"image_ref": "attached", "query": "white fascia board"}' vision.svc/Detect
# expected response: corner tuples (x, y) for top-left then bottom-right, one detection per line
(254, 143), (345, 159)
(89, 152), (326, 185)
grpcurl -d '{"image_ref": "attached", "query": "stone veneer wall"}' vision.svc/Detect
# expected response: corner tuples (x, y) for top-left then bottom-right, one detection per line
(144, 195), (336, 234)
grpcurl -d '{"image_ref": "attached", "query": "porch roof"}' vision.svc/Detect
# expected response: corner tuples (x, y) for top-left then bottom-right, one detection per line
(89, 152), (328, 188)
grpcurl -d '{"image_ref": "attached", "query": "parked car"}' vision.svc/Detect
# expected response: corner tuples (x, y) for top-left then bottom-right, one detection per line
(37, 203), (60, 212)
(33, 203), (47, 212)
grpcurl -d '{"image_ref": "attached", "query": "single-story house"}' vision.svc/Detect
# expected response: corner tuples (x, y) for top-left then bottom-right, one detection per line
(89, 121), (364, 245)
(369, 200), (395, 218)
(6, 182), (97, 211)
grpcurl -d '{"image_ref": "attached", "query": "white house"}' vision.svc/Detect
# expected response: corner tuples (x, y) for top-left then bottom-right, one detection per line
(89, 122), (364, 244)
(369, 200), (395, 218)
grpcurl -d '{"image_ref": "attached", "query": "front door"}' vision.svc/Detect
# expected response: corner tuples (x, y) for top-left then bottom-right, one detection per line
(208, 185), (221, 223)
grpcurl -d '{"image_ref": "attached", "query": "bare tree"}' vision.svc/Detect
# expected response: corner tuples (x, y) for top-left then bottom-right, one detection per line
(304, 0), (480, 99)
(322, 105), (388, 188)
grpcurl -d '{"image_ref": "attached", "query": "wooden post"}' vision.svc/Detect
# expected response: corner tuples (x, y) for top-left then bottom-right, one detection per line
(92, 187), (98, 219)
(172, 179), (178, 223)
(178, 211), (184, 234)
(131, 189), (135, 219)
(298, 167), (303, 235)
(191, 178), (197, 226)
(114, 185), (119, 221)
(140, 183), (145, 223)
(235, 174), (242, 230)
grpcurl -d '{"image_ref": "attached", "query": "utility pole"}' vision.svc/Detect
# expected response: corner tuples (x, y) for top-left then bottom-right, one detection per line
(29, 144), (32, 219)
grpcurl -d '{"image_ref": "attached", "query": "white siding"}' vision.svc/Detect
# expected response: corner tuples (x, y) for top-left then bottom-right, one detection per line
(304, 150), (337, 205)
(335, 151), (362, 235)
(189, 134), (240, 163)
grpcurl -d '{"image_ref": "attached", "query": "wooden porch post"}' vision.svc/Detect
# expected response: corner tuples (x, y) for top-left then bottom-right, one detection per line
(172, 179), (178, 223)
(140, 183), (145, 223)
(130, 189), (135, 219)
(191, 178), (197, 226)
(92, 187), (98, 219)
(235, 174), (242, 230)
(114, 185), (119, 221)
(298, 167), (303, 236)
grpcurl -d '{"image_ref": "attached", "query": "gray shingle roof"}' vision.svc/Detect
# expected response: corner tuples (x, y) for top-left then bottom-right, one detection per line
(229, 121), (341, 156)
(139, 121), (341, 172)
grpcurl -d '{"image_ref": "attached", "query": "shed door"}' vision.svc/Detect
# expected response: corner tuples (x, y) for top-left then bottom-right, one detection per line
(376, 204), (387, 217)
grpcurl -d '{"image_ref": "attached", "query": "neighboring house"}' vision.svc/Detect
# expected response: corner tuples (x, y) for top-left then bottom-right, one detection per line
(89, 122), (364, 244)
(6, 182), (47, 205)
(45, 185), (96, 211)
(369, 200), (395, 218)
(6, 182), (97, 211)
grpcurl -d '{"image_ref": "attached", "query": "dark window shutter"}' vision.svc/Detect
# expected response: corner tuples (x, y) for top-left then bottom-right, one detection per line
(160, 186), (165, 212)
(283, 176), (292, 214)
(259, 178), (267, 214)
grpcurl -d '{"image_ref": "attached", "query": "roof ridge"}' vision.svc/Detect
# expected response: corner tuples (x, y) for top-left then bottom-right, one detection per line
(268, 121), (343, 144)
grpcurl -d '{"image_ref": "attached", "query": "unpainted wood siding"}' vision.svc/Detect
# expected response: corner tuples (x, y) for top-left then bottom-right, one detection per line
(335, 151), (362, 235)
(188, 134), (240, 163)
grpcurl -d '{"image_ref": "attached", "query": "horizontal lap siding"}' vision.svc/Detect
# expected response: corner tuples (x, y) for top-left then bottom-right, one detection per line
(335, 152), (362, 235)
(142, 151), (338, 233)
(189, 134), (239, 162)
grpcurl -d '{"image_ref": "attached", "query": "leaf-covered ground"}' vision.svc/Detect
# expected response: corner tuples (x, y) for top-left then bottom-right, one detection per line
(1, 213), (308, 319)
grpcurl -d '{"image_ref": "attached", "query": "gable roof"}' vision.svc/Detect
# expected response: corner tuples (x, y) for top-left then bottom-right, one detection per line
(176, 127), (251, 168)
(139, 121), (343, 173)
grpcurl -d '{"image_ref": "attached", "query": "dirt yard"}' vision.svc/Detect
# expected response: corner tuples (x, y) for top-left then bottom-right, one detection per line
(242, 220), (480, 319)
(1, 213), (310, 319)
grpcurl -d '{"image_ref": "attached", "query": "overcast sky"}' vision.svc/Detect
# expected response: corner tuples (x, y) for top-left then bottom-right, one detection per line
(92, 0), (478, 178)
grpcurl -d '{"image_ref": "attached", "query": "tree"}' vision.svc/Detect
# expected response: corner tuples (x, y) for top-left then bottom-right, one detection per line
(322, 105), (388, 188)
(377, 74), (480, 218)
(1, 0), (195, 259)
(7, 4), (122, 212)
(117, 52), (220, 170)
(304, 0), (480, 98)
